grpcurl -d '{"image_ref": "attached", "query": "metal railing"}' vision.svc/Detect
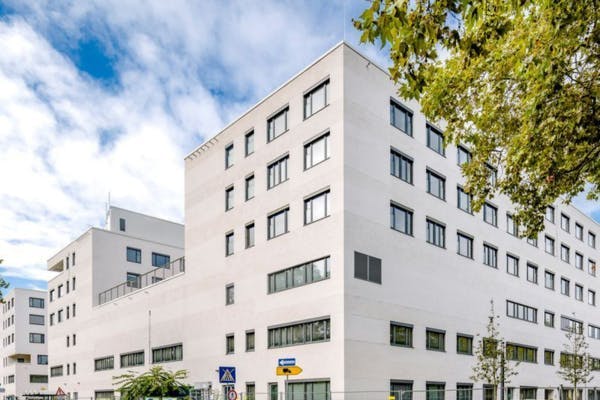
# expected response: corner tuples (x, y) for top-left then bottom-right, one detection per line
(97, 257), (185, 305)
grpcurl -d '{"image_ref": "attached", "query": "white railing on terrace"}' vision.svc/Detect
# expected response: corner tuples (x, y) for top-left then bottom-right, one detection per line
(97, 257), (185, 305)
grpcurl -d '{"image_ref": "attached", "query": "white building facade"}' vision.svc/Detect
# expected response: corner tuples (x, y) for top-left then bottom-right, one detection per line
(0, 288), (48, 400)
(45, 43), (600, 400)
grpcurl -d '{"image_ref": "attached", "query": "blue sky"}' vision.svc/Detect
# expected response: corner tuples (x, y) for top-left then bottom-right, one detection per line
(0, 1), (598, 293)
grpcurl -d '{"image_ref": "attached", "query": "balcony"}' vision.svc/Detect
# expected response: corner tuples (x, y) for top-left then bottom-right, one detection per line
(97, 257), (185, 305)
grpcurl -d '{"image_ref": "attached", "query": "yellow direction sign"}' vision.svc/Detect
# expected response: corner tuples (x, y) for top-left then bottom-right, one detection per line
(276, 366), (303, 376)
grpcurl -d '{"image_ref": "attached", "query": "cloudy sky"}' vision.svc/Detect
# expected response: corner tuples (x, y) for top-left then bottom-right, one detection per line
(0, 1), (598, 293)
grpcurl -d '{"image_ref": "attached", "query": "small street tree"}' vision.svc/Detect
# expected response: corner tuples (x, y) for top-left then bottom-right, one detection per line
(114, 366), (190, 400)
(557, 325), (594, 400)
(471, 301), (519, 400)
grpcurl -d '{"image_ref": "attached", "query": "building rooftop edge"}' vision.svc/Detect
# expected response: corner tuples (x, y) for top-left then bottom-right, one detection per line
(108, 205), (184, 227)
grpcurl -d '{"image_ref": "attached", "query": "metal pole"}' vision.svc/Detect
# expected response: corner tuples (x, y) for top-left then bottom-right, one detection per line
(500, 342), (505, 400)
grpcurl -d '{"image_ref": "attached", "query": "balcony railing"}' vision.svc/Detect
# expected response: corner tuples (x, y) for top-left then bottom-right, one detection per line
(98, 257), (185, 305)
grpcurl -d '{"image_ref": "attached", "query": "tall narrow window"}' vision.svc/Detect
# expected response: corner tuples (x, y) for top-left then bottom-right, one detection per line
(390, 203), (413, 235)
(575, 223), (583, 240)
(506, 254), (519, 277)
(245, 223), (255, 249)
(426, 125), (444, 155)
(225, 232), (234, 256)
(426, 170), (446, 200)
(390, 100), (413, 136)
(245, 331), (255, 352)
(267, 107), (288, 142)
(245, 175), (255, 201)
(304, 133), (330, 169)
(526, 263), (538, 284)
(575, 253), (584, 270)
(575, 284), (583, 301)
(483, 244), (498, 268)
(267, 156), (289, 189)
(225, 186), (234, 211)
(457, 233), (473, 259)
(561, 213), (570, 232)
(268, 208), (289, 239)
(245, 131), (254, 156)
(589, 232), (597, 248)
(560, 244), (570, 263)
(426, 219), (446, 248)
(506, 214), (518, 236)
(390, 149), (413, 183)
(304, 80), (329, 119)
(545, 206), (555, 223)
(225, 143), (234, 169)
(545, 271), (555, 290)
(457, 187), (472, 213)
(560, 278), (570, 296)
(225, 284), (234, 305)
(226, 334), (235, 354)
(119, 218), (126, 232)
(545, 236), (555, 255)
(304, 190), (330, 224)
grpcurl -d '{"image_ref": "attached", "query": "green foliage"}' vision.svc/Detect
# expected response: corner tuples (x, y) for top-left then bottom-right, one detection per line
(354, 0), (600, 236)
(114, 366), (190, 400)
(471, 301), (518, 400)
(0, 259), (9, 303)
(557, 327), (593, 392)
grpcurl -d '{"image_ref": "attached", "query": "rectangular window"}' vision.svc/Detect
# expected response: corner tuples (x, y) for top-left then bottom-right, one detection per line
(560, 244), (570, 263)
(225, 284), (234, 305)
(267, 156), (289, 189)
(483, 203), (498, 226)
(390, 149), (413, 184)
(29, 314), (44, 325)
(545, 206), (555, 223)
(226, 334), (234, 354)
(268, 256), (330, 293)
(426, 125), (444, 155)
(151, 253), (170, 268)
(457, 146), (471, 166)
(126, 272), (141, 288)
(29, 297), (44, 308)
(506, 255), (519, 277)
(50, 366), (63, 377)
(288, 381), (330, 400)
(426, 329), (445, 351)
(589, 232), (597, 248)
(589, 290), (596, 306)
(575, 223), (583, 240)
(544, 312), (555, 328)
(29, 333), (45, 343)
(245, 223), (255, 249)
(526, 263), (538, 284)
(520, 388), (537, 400)
(390, 323), (413, 347)
(58, 284), (63, 297)
(120, 351), (144, 368)
(38, 355), (48, 365)
(225, 232), (234, 256)
(426, 383), (445, 400)
(575, 253), (584, 270)
(426, 219), (446, 248)
(94, 356), (114, 371)
(304, 80), (329, 119)
(268, 318), (330, 348)
(483, 244), (498, 268)
(560, 316), (583, 333)
(354, 251), (382, 284)
(545, 271), (555, 290)
(457, 334), (473, 355)
(50, 289), (54, 302)
(545, 236), (555, 255)
(268, 207), (289, 239)
(152, 344), (183, 363)
(426, 170), (446, 200)
(545, 350), (555, 365)
(561, 213), (570, 232)
(527, 236), (538, 247)
(267, 107), (288, 142)
(390, 100), (413, 135)
(390, 203), (413, 235)
(575, 284), (583, 301)
(246, 331), (255, 352)
(119, 217), (126, 232)
(305, 133), (330, 169)
(590, 259), (597, 276)
(589, 325), (600, 340)
(487, 164), (497, 186)
(30, 374), (48, 383)
(506, 300), (537, 323)
(561, 278), (570, 296)
(457, 187), (472, 213)
(304, 190), (330, 224)
(506, 343), (537, 362)
(225, 186), (234, 211)
(245, 131), (254, 156)
(457, 384), (473, 400)
(126, 247), (141, 263)
(244, 174), (255, 201)
(391, 382), (413, 400)
(225, 143), (233, 169)
(457, 233), (473, 259)
(506, 214), (518, 236)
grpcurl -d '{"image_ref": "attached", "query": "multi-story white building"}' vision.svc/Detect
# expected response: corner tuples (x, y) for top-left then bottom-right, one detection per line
(0, 288), (48, 400)
(46, 206), (184, 400)
(45, 42), (600, 400)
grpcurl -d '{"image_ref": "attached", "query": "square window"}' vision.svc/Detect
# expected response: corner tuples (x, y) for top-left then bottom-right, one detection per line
(544, 312), (555, 327)
(126, 247), (141, 263)
(354, 251), (382, 284)
(483, 244), (498, 268)
(267, 156), (289, 189)
(426, 219), (446, 248)
(390, 150), (413, 184)
(456, 335), (473, 355)
(457, 146), (471, 166)
(390, 100), (413, 136)
(304, 190), (330, 224)
(426, 170), (446, 200)
(305, 133), (330, 169)
(391, 204), (413, 235)
(390, 323), (413, 347)
(268, 208), (289, 239)
(426, 330), (445, 351)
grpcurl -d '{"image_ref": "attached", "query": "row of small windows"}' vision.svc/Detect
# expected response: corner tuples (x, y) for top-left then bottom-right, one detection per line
(225, 190), (330, 256)
(545, 206), (597, 249)
(225, 133), (330, 212)
(224, 80), (329, 169)
(49, 276), (76, 302)
(126, 247), (171, 267)
(93, 345), (181, 372)
(49, 303), (76, 325)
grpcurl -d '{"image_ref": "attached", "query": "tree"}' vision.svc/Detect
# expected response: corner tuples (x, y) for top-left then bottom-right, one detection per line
(114, 366), (190, 400)
(557, 325), (594, 400)
(353, 0), (600, 237)
(0, 259), (9, 303)
(471, 301), (518, 400)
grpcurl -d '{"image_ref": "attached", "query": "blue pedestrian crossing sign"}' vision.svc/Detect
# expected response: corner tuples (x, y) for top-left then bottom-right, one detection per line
(219, 366), (236, 384)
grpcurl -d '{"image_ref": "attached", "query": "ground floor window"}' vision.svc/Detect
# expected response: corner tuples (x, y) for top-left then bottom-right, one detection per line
(287, 381), (330, 400)
(95, 391), (115, 400)
(390, 381), (413, 400)
(426, 382), (445, 400)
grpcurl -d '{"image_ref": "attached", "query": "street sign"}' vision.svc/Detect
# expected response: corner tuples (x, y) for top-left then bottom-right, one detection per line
(56, 387), (66, 396)
(219, 366), (236, 384)
(227, 389), (238, 400)
(278, 358), (296, 367)
(276, 366), (303, 376)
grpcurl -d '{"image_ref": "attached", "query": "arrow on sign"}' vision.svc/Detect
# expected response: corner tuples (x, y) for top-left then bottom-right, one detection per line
(276, 366), (303, 376)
